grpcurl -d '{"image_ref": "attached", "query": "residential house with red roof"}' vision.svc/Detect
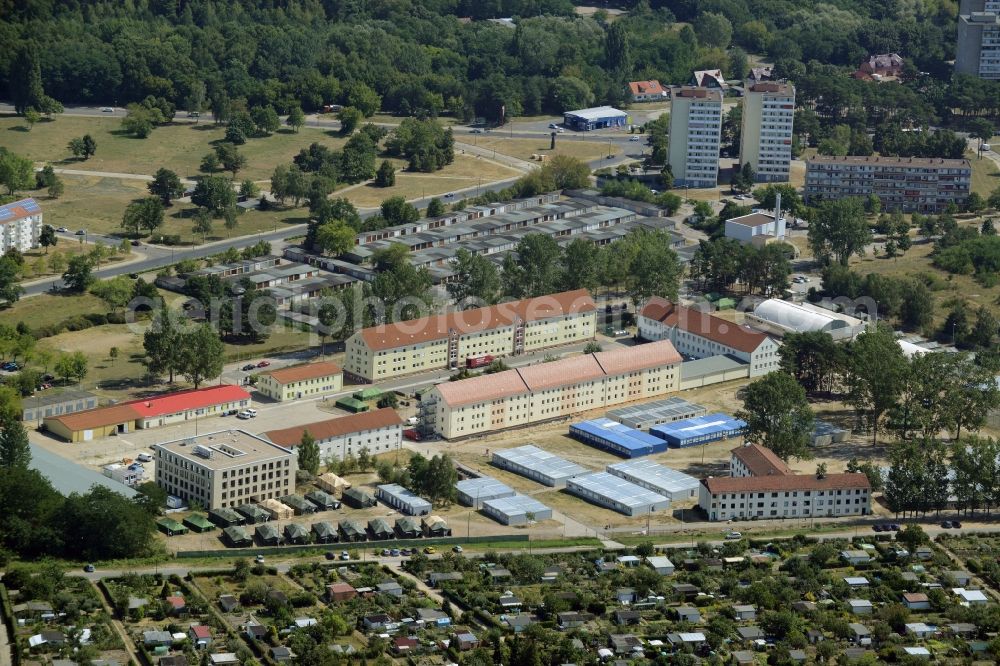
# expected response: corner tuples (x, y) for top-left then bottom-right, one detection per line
(637, 297), (779, 377)
(0, 198), (43, 253)
(699, 443), (871, 521)
(423, 340), (682, 439)
(343, 289), (597, 382)
(628, 80), (666, 102)
(263, 408), (401, 461)
(43, 385), (251, 442)
(255, 361), (342, 402)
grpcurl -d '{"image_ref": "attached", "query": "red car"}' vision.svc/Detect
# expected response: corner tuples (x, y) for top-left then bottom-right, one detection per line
(256, 360), (270, 368)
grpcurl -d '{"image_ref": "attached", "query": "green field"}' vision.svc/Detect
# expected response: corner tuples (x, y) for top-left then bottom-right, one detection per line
(1, 114), (347, 181)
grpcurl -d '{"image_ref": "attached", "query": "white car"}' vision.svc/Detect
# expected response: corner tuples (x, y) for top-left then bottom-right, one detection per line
(443, 192), (455, 199)
(101, 107), (114, 113)
(629, 136), (640, 142)
(237, 409), (258, 419)
(56, 226), (69, 232)
(725, 531), (742, 540)
(136, 453), (153, 462)
(548, 123), (560, 129)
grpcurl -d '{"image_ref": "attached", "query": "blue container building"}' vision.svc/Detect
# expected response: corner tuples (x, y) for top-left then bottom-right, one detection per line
(650, 413), (747, 448)
(570, 418), (667, 458)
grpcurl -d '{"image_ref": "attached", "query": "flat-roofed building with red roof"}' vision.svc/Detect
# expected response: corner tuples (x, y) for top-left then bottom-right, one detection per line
(637, 297), (779, 377)
(422, 340), (682, 439)
(343, 289), (597, 382)
(0, 198), (43, 253)
(699, 443), (871, 521)
(263, 408), (402, 461)
(256, 361), (342, 402)
(43, 385), (251, 442)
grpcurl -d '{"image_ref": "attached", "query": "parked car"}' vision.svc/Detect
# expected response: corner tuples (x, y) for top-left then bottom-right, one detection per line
(390, 549), (400, 557)
(101, 107), (114, 113)
(256, 360), (270, 368)
(56, 227), (68, 232)
(453, 545), (463, 553)
(941, 521), (954, 529)
(548, 123), (559, 129)
(629, 136), (640, 142)
(444, 192), (455, 199)
(237, 409), (258, 419)
(340, 551), (350, 560)
(889, 523), (901, 531)
(137, 453), (153, 462)
(424, 546), (436, 554)
(131, 239), (141, 246)
(470, 128), (483, 133)
(84, 564), (95, 572)
(725, 531), (742, 540)
(255, 554), (265, 563)
(953, 520), (963, 528)
(75, 229), (86, 235)
(872, 524), (884, 532)
(242, 364), (256, 371)
(381, 548), (391, 556)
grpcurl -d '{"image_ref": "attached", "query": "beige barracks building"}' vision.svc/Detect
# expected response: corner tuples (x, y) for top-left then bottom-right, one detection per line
(343, 289), (597, 382)
(423, 340), (682, 439)
(256, 361), (343, 402)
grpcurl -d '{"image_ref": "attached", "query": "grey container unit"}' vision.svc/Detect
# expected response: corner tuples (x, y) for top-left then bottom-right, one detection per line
(481, 494), (553, 526)
(376, 483), (432, 516)
(606, 397), (707, 430)
(456, 477), (516, 508)
(565, 472), (670, 516)
(491, 444), (588, 488)
(606, 459), (701, 501)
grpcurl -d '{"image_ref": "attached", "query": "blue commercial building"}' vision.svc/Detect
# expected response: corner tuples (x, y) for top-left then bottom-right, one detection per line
(563, 106), (629, 131)
(570, 418), (667, 458)
(650, 413), (747, 448)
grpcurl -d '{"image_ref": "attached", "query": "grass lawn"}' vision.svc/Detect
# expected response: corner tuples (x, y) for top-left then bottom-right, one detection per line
(39, 324), (149, 397)
(465, 136), (620, 163)
(967, 150), (1000, 196)
(0, 114), (347, 180)
(342, 154), (521, 208)
(18, 241), (130, 279)
(1, 291), (106, 330)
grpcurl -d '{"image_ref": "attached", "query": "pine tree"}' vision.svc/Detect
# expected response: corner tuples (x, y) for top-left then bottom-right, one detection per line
(0, 414), (31, 469)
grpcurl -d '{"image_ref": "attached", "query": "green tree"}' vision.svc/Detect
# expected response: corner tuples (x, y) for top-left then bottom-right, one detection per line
(192, 209), (213, 241)
(380, 196), (419, 226)
(250, 105), (280, 136)
(23, 108), (40, 131)
(808, 197), (873, 266)
(148, 168), (184, 205)
(778, 331), (842, 393)
(0, 149), (34, 196)
(347, 83), (381, 117)
(447, 248), (501, 305)
(191, 175), (236, 215)
(47, 176), (63, 199)
(298, 431), (320, 475)
(385, 118), (454, 172)
(62, 255), (94, 292)
(121, 197), (164, 236)
(604, 21), (632, 72)
(144, 307), (185, 383)
(9, 42), (57, 116)
(214, 142), (247, 177)
(845, 325), (909, 444)
(559, 238), (600, 292)
(337, 106), (363, 135)
(287, 106), (305, 132)
(0, 258), (24, 305)
(502, 233), (563, 299)
(626, 228), (683, 305)
(0, 415), (30, 469)
(179, 324), (224, 388)
(426, 198), (445, 217)
(374, 160), (396, 187)
(82, 134), (97, 159)
(54, 351), (87, 384)
(121, 105), (159, 138)
(315, 221), (355, 257)
(239, 180), (260, 199)
(736, 372), (814, 461)
(90, 276), (134, 312)
(38, 225), (57, 253)
(694, 12), (733, 49)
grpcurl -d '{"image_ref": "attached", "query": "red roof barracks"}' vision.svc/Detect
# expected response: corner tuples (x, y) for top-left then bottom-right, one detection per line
(43, 385), (251, 442)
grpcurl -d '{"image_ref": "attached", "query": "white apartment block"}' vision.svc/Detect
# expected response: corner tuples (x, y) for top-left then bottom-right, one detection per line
(262, 408), (402, 462)
(739, 82), (795, 183)
(153, 430), (296, 510)
(0, 198), (43, 253)
(637, 297), (780, 377)
(699, 444), (871, 521)
(957, 0), (1000, 79)
(424, 341), (683, 439)
(668, 87), (723, 189)
(343, 290), (596, 382)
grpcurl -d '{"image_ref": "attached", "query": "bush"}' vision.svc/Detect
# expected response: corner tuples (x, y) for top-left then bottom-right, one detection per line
(83, 313), (108, 326)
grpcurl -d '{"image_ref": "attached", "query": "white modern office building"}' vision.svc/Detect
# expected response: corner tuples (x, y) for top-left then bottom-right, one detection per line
(739, 82), (795, 183)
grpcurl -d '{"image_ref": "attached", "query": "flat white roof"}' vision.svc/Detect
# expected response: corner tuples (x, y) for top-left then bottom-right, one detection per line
(482, 493), (550, 518)
(455, 477), (514, 500)
(564, 106), (628, 121)
(607, 460), (700, 495)
(567, 472), (670, 509)
(493, 444), (588, 481)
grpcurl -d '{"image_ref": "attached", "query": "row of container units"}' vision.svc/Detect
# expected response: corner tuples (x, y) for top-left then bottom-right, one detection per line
(649, 413), (747, 448)
(221, 516), (451, 547)
(605, 460), (701, 502)
(156, 518), (189, 536)
(376, 484), (433, 516)
(605, 397), (707, 431)
(565, 472), (671, 516)
(456, 477), (516, 509)
(481, 494), (553, 526)
(570, 418), (668, 458)
(491, 444), (589, 488)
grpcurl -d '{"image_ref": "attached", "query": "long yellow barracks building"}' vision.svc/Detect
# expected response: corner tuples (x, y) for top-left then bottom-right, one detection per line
(424, 340), (683, 439)
(343, 289), (597, 382)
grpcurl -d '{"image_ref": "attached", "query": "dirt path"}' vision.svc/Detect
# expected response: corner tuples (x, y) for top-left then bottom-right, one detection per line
(87, 579), (141, 664)
(0, 608), (11, 666)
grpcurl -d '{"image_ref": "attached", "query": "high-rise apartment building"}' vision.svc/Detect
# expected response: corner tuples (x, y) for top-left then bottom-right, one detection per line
(739, 81), (795, 183)
(957, 0), (1000, 79)
(0, 198), (43, 253)
(668, 87), (723, 188)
